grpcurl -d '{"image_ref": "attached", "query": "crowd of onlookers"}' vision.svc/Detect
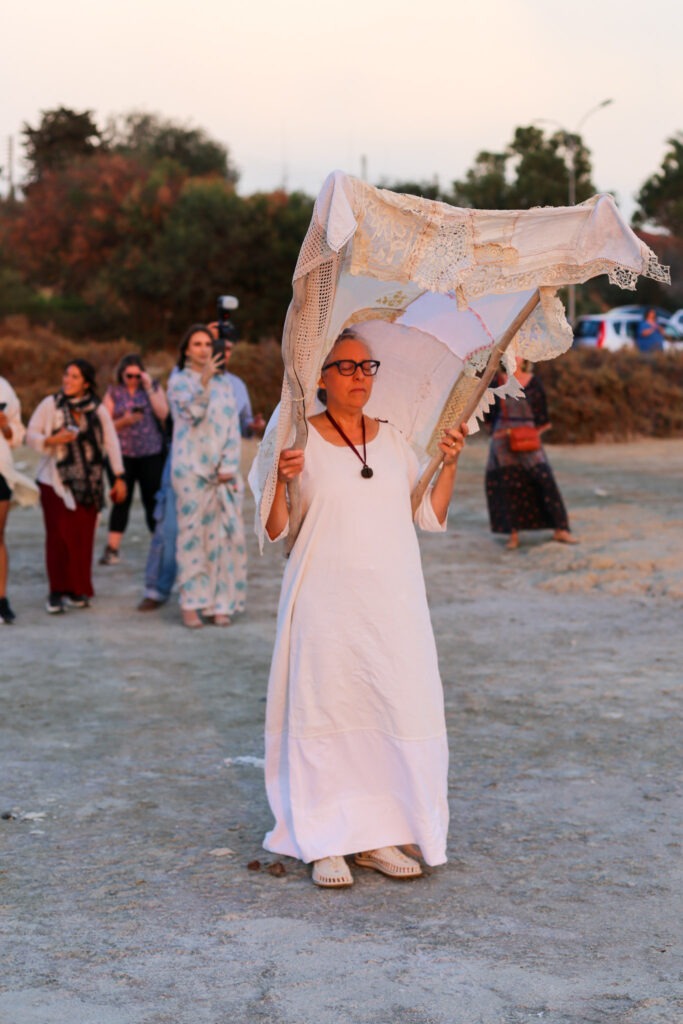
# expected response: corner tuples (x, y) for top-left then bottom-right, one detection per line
(0, 317), (587, 628)
(0, 320), (264, 627)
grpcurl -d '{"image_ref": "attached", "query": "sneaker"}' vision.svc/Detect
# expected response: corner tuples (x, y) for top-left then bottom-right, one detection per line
(98, 546), (120, 566)
(63, 593), (90, 609)
(0, 597), (16, 624)
(46, 593), (65, 614)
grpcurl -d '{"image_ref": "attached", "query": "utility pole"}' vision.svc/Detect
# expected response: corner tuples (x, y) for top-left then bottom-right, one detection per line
(536, 100), (614, 323)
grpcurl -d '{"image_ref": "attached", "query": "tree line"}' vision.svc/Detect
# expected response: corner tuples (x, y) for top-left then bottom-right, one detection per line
(0, 108), (681, 347)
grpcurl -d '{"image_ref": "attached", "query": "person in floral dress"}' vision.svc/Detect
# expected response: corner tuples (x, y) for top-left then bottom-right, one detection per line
(167, 325), (246, 629)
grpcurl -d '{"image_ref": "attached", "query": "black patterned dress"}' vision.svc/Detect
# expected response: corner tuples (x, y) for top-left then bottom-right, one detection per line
(485, 375), (570, 535)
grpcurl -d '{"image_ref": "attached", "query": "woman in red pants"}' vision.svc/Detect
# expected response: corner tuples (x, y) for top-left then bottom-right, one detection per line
(27, 359), (127, 614)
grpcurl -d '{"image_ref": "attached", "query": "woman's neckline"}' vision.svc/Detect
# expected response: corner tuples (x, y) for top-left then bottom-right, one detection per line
(308, 416), (382, 448)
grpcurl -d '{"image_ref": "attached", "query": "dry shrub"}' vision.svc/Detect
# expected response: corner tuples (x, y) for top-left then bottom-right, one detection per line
(537, 348), (683, 443)
(0, 317), (175, 415)
(229, 338), (284, 420)
(4, 317), (683, 442)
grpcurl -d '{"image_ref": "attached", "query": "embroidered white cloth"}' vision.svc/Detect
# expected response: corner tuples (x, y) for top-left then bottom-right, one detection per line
(251, 171), (669, 547)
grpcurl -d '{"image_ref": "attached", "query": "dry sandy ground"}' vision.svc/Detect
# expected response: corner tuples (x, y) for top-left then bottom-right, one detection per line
(1, 436), (682, 1024)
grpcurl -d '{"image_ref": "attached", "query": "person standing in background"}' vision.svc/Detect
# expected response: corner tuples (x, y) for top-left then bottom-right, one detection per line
(635, 308), (665, 354)
(0, 374), (39, 623)
(485, 357), (578, 550)
(137, 326), (263, 612)
(166, 325), (246, 628)
(27, 359), (127, 614)
(99, 353), (169, 566)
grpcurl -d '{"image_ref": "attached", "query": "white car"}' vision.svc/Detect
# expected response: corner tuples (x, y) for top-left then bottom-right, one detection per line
(668, 309), (683, 334)
(573, 314), (639, 351)
(573, 309), (677, 352)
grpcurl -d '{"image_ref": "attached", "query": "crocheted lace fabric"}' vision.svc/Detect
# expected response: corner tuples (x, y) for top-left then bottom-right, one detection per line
(250, 171), (670, 547)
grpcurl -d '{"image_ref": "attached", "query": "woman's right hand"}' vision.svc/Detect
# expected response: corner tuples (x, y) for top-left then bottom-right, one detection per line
(200, 353), (224, 388)
(277, 448), (305, 483)
(46, 428), (79, 446)
(118, 411), (144, 428)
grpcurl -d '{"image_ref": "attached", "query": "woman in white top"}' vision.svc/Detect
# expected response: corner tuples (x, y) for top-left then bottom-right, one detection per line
(263, 331), (467, 888)
(27, 359), (126, 614)
(0, 375), (38, 624)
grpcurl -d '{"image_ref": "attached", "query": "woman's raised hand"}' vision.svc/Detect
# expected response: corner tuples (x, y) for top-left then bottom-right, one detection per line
(277, 448), (305, 483)
(438, 423), (468, 466)
(201, 353), (224, 387)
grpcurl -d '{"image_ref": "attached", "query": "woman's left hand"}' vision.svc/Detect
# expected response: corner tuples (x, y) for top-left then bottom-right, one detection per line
(438, 423), (468, 466)
(110, 478), (128, 504)
(217, 471), (235, 484)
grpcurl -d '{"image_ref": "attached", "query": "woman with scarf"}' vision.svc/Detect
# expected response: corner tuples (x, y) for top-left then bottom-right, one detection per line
(167, 325), (246, 629)
(27, 359), (127, 614)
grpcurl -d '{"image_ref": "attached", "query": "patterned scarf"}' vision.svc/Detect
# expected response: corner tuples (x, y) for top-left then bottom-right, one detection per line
(54, 390), (105, 509)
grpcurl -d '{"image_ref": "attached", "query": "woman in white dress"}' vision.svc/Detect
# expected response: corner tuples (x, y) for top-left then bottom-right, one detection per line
(264, 331), (467, 887)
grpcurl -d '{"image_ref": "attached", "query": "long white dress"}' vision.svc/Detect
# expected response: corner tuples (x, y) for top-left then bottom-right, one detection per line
(264, 421), (449, 866)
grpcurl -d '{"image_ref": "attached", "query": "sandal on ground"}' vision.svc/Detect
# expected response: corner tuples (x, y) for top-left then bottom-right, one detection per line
(354, 846), (422, 879)
(181, 609), (203, 629)
(212, 614), (231, 627)
(311, 855), (354, 888)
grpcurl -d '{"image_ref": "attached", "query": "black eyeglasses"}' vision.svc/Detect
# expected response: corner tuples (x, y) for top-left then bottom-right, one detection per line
(124, 372), (142, 379)
(321, 359), (381, 377)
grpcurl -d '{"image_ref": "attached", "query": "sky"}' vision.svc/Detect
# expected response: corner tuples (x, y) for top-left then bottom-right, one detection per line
(1, 0), (681, 222)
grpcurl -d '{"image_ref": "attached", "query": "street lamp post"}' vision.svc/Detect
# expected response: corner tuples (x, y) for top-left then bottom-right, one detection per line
(537, 99), (614, 323)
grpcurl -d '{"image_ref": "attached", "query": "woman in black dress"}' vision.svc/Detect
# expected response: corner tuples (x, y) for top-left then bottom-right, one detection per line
(485, 358), (578, 550)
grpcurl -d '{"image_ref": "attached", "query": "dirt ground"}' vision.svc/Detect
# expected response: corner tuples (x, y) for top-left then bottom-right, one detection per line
(1, 435), (682, 1024)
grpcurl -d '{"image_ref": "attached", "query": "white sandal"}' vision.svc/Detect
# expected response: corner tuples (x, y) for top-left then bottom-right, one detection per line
(354, 846), (422, 879)
(311, 855), (354, 888)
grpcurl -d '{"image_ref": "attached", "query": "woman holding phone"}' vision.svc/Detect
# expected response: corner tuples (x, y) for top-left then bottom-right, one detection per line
(27, 359), (127, 614)
(99, 353), (169, 565)
(167, 324), (246, 629)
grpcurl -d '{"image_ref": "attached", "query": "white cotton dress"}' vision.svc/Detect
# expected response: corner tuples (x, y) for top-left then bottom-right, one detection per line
(263, 421), (449, 866)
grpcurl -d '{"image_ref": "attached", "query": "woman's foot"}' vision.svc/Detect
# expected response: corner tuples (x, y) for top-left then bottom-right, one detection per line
(505, 531), (519, 550)
(181, 608), (203, 629)
(553, 530), (579, 545)
(212, 614), (231, 627)
(0, 597), (16, 624)
(312, 855), (354, 888)
(354, 846), (422, 879)
(99, 545), (120, 566)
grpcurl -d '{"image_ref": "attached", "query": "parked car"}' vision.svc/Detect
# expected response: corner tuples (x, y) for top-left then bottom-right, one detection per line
(573, 314), (639, 351)
(573, 309), (674, 351)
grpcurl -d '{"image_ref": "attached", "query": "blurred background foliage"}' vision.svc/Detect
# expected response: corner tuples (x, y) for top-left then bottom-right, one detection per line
(1, 107), (682, 431)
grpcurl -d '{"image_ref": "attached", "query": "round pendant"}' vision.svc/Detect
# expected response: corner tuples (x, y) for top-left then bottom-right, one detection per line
(361, 465), (374, 479)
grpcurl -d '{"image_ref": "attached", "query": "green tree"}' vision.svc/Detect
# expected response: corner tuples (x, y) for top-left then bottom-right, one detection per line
(376, 178), (445, 201)
(451, 125), (595, 209)
(633, 133), (683, 236)
(22, 107), (102, 184)
(106, 111), (238, 183)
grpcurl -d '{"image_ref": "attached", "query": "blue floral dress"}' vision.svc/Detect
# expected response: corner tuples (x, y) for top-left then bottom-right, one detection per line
(167, 369), (246, 615)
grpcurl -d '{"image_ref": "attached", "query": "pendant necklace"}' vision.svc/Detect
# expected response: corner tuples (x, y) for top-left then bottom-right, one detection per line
(324, 410), (374, 478)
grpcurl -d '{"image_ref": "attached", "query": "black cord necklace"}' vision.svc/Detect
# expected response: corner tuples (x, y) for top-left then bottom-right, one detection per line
(324, 410), (374, 478)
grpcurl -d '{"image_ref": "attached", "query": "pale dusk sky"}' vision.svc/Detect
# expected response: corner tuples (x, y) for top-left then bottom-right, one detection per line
(1, 0), (681, 220)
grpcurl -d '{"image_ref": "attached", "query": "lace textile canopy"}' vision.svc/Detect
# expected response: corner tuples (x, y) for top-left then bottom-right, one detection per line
(251, 170), (669, 546)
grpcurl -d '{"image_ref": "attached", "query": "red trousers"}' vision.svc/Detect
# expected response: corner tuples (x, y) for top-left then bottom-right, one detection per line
(39, 483), (98, 597)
